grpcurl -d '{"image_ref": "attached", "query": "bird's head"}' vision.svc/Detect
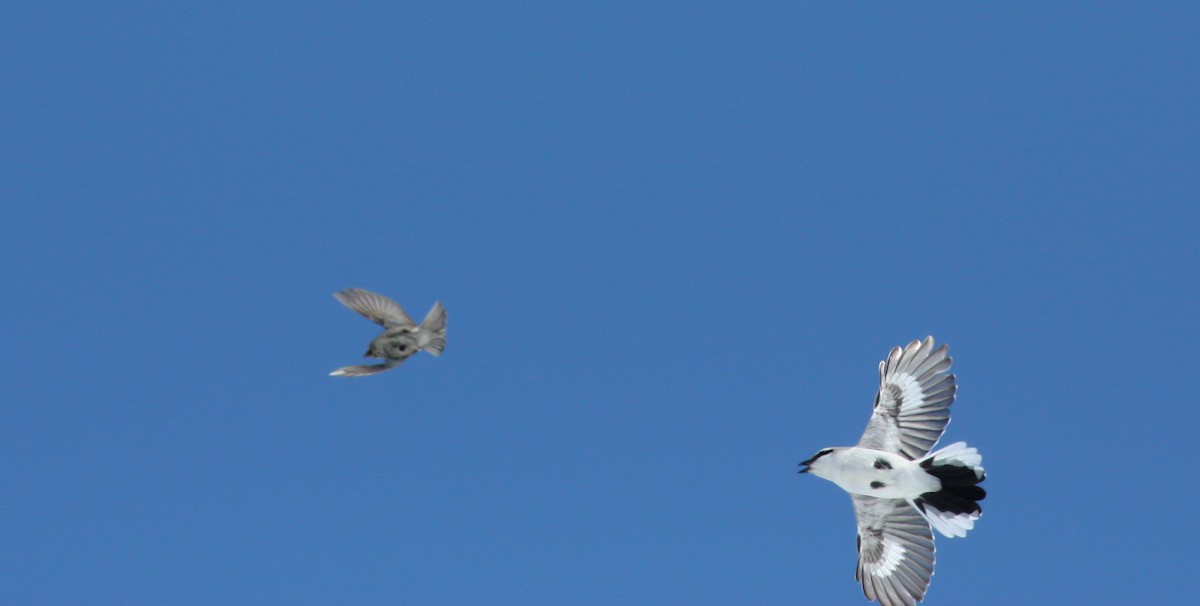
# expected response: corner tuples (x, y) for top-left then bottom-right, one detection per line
(798, 447), (838, 477)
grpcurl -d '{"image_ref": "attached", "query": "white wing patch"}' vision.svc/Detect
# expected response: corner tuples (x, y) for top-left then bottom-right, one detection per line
(889, 373), (925, 413)
(873, 537), (908, 576)
(858, 336), (956, 460)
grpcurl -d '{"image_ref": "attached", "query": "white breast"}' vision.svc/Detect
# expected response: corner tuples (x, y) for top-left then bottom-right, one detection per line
(821, 448), (940, 499)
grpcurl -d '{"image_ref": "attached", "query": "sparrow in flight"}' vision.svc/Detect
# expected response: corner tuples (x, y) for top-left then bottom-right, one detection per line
(330, 288), (446, 377)
(799, 336), (986, 606)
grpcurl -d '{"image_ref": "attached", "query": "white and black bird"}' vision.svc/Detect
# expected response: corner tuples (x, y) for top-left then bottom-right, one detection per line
(330, 288), (446, 377)
(799, 337), (985, 606)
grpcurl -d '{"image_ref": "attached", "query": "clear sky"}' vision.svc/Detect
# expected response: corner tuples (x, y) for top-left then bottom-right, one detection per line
(3, 3), (1197, 605)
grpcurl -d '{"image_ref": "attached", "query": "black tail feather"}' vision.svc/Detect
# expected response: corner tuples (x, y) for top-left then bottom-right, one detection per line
(916, 460), (986, 516)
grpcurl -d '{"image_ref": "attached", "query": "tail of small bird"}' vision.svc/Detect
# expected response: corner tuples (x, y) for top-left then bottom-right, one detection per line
(910, 442), (986, 538)
(418, 302), (447, 356)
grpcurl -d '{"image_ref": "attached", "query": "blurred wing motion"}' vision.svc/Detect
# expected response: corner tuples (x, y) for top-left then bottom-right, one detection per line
(857, 337), (956, 460)
(417, 301), (447, 356)
(852, 495), (935, 606)
(334, 288), (415, 329)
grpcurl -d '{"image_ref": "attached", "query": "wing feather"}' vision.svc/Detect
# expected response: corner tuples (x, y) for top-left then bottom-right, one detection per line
(334, 288), (415, 329)
(857, 336), (957, 459)
(852, 495), (936, 606)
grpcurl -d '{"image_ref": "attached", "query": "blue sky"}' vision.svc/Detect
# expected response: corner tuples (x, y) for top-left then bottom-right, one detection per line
(3, 3), (1197, 604)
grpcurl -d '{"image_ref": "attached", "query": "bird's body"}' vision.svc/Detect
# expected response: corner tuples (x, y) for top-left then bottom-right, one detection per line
(330, 288), (446, 377)
(799, 337), (986, 606)
(365, 327), (422, 360)
(808, 448), (939, 500)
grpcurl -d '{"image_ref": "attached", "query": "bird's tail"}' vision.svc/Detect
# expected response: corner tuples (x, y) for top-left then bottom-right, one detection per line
(330, 360), (402, 377)
(418, 302), (447, 356)
(910, 441), (986, 538)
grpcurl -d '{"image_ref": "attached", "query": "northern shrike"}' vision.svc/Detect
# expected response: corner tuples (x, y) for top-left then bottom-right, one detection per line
(799, 337), (985, 606)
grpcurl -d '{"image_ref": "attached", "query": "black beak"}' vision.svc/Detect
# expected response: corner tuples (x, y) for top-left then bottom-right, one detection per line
(798, 453), (821, 474)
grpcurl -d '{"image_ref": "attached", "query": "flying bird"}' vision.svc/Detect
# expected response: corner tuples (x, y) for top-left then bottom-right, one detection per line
(799, 337), (985, 606)
(330, 288), (446, 377)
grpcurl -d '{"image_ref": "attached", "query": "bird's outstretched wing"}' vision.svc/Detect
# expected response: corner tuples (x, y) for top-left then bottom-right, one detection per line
(857, 337), (956, 460)
(852, 495), (935, 606)
(330, 359), (404, 377)
(334, 288), (415, 329)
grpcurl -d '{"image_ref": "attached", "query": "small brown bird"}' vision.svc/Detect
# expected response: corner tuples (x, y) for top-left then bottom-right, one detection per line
(330, 288), (446, 377)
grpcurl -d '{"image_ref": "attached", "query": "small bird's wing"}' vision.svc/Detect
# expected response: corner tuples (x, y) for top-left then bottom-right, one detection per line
(330, 358), (404, 377)
(416, 301), (447, 356)
(857, 336), (956, 460)
(334, 288), (415, 329)
(852, 495), (936, 606)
